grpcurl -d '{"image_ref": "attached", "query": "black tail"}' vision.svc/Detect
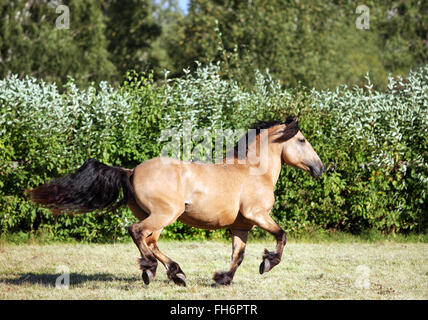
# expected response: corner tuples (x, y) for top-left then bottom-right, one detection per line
(28, 158), (134, 214)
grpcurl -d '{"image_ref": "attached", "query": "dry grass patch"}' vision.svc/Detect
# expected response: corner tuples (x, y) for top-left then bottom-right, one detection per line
(0, 241), (427, 299)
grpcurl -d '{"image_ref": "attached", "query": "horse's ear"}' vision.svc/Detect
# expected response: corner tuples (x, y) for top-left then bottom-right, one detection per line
(275, 116), (300, 142)
(285, 116), (298, 125)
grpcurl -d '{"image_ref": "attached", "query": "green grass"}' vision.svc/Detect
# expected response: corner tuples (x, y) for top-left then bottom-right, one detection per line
(278, 229), (428, 243)
(0, 239), (427, 299)
(3, 228), (428, 245)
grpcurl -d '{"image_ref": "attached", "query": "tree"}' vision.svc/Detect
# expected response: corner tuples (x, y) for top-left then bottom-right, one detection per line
(103, 0), (162, 81)
(167, 0), (424, 90)
(0, 0), (117, 87)
(148, 0), (185, 79)
(374, 0), (428, 77)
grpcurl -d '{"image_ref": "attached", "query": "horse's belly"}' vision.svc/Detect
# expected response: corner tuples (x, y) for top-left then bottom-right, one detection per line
(178, 203), (239, 230)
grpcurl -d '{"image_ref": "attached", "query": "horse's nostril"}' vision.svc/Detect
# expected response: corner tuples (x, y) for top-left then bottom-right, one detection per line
(308, 163), (323, 178)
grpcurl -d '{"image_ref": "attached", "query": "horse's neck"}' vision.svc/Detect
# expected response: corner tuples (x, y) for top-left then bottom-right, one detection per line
(245, 131), (283, 185)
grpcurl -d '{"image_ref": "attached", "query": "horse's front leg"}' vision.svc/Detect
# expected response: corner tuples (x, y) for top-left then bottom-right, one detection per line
(213, 229), (249, 285)
(242, 210), (287, 274)
(259, 227), (286, 274)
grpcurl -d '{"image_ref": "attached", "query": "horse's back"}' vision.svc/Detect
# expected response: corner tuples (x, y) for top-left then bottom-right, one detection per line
(132, 157), (248, 228)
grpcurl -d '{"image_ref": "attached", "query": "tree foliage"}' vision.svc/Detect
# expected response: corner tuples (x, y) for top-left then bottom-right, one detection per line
(0, 0), (117, 86)
(168, 0), (427, 89)
(1, 1), (426, 89)
(103, 0), (162, 80)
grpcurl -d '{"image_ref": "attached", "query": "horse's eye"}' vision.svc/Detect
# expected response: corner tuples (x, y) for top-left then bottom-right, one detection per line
(299, 138), (305, 143)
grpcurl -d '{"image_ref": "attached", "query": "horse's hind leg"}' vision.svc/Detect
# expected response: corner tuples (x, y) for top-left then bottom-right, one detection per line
(213, 229), (249, 286)
(128, 200), (186, 286)
(128, 222), (158, 285)
(127, 201), (158, 284)
(146, 229), (187, 286)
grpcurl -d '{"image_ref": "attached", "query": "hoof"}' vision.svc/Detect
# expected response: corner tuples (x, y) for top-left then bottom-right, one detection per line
(171, 273), (187, 286)
(138, 256), (157, 285)
(259, 249), (280, 274)
(213, 271), (233, 286)
(167, 262), (187, 286)
(142, 269), (154, 285)
(259, 259), (271, 274)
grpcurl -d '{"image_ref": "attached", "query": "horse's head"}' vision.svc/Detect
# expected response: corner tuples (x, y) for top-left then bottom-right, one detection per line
(276, 117), (324, 178)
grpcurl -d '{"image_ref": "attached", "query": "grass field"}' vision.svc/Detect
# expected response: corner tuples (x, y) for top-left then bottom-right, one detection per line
(0, 239), (427, 300)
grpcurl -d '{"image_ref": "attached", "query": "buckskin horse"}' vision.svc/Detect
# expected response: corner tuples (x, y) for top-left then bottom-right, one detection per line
(28, 116), (323, 286)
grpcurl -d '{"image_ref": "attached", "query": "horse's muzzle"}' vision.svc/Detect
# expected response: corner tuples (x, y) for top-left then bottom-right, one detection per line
(308, 162), (324, 178)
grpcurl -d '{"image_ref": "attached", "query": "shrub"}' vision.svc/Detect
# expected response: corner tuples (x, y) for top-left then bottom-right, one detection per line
(0, 72), (165, 241)
(0, 64), (426, 241)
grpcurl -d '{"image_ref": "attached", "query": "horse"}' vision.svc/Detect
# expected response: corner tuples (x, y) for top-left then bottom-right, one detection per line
(28, 116), (323, 286)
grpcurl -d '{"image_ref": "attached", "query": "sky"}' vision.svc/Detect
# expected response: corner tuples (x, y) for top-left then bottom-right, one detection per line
(177, 0), (189, 14)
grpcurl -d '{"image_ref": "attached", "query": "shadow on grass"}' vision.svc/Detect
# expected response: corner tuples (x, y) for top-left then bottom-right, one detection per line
(0, 273), (139, 287)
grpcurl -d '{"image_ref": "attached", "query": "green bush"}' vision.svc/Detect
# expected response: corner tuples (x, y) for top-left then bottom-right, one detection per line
(0, 64), (426, 241)
(0, 72), (165, 241)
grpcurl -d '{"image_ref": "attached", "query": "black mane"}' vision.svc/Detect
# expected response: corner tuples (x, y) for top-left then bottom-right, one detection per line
(248, 120), (283, 132)
(233, 116), (299, 158)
